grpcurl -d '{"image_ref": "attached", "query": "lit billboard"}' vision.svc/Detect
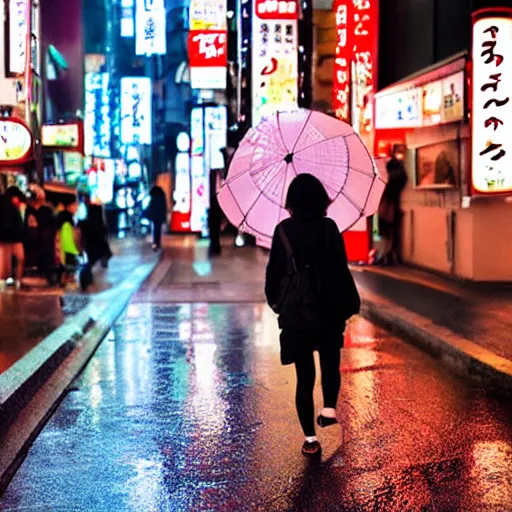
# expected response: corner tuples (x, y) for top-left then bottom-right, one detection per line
(120, 77), (152, 145)
(251, 2), (298, 126)
(121, 0), (135, 37)
(472, 9), (512, 194)
(8, 0), (29, 75)
(135, 0), (166, 55)
(189, 0), (227, 30)
(189, 31), (227, 89)
(84, 72), (111, 157)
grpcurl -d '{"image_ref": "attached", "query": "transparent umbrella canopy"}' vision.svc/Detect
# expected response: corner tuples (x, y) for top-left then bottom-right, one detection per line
(218, 109), (386, 247)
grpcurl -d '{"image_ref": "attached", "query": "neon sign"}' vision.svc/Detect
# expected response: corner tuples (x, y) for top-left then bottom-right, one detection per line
(120, 77), (152, 145)
(251, 4), (299, 126)
(333, 1), (352, 122)
(8, 0), (29, 75)
(333, 0), (376, 136)
(84, 72), (111, 158)
(135, 0), (166, 55)
(472, 9), (512, 194)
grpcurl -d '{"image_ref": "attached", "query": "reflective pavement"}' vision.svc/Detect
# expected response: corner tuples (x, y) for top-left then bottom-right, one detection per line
(0, 239), (155, 375)
(2, 240), (512, 511)
(353, 265), (512, 362)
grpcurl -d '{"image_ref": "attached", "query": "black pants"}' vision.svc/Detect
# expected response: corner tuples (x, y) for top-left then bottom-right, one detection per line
(294, 345), (341, 437)
(153, 221), (162, 247)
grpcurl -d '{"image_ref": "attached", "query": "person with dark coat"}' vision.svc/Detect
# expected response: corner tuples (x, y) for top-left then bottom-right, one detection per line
(0, 187), (26, 288)
(208, 170), (223, 255)
(378, 157), (408, 264)
(146, 186), (167, 250)
(265, 174), (361, 457)
(37, 204), (58, 284)
(78, 203), (112, 291)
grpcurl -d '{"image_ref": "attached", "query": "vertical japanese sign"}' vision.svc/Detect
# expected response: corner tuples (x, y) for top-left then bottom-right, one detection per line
(251, 0), (298, 126)
(352, 0), (376, 143)
(8, 0), (30, 75)
(333, 0), (377, 137)
(120, 77), (152, 145)
(472, 9), (512, 194)
(188, 0), (227, 89)
(135, 0), (166, 55)
(333, 0), (352, 123)
(190, 107), (208, 233)
(121, 0), (135, 37)
(84, 73), (111, 158)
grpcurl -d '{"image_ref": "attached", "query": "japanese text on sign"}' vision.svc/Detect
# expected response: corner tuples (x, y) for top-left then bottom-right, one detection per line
(9, 0), (29, 75)
(255, 0), (297, 19)
(189, 31), (227, 66)
(135, 0), (166, 55)
(333, 2), (351, 123)
(472, 14), (512, 194)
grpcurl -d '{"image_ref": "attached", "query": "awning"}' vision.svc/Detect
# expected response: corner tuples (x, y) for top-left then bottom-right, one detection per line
(375, 51), (468, 99)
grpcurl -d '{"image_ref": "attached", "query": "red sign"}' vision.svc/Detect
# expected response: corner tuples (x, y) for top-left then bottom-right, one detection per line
(333, 1), (353, 123)
(255, 0), (297, 19)
(333, 0), (377, 128)
(188, 31), (227, 67)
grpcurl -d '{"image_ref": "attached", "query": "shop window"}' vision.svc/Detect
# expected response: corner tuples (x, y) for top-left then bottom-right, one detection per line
(415, 140), (459, 189)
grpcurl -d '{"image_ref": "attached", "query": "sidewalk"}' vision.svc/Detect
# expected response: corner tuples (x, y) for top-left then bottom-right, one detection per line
(0, 238), (154, 375)
(353, 265), (512, 392)
(0, 237), (159, 491)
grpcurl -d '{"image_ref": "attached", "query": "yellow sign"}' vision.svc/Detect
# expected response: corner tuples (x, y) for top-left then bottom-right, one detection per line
(42, 124), (80, 148)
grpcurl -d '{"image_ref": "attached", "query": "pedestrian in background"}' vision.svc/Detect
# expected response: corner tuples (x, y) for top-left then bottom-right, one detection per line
(208, 170), (223, 256)
(377, 156), (408, 265)
(265, 174), (360, 457)
(0, 187), (26, 289)
(145, 185), (167, 251)
(55, 197), (81, 288)
(78, 201), (112, 291)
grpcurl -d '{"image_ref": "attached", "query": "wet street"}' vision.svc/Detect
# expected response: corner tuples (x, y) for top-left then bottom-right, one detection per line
(2, 239), (512, 511)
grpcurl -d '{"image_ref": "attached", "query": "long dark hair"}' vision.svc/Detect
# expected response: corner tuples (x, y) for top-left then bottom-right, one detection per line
(285, 174), (331, 220)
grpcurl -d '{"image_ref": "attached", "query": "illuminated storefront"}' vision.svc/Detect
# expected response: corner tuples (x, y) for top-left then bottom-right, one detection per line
(370, 6), (512, 281)
(374, 55), (468, 275)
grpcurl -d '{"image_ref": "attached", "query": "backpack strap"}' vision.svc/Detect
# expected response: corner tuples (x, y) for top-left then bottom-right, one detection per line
(278, 224), (298, 273)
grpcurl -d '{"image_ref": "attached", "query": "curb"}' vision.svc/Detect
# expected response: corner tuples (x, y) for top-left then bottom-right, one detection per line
(359, 287), (512, 395)
(0, 259), (159, 495)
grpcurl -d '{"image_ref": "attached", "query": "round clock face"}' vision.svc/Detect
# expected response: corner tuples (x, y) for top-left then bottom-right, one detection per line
(0, 120), (32, 161)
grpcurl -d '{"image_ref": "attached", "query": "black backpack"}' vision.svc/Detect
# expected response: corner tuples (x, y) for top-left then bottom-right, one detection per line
(275, 224), (324, 331)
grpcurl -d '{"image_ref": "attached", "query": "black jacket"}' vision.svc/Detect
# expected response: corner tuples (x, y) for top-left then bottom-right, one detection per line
(0, 197), (24, 243)
(265, 217), (360, 357)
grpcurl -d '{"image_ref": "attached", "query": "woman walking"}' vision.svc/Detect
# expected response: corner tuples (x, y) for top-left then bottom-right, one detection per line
(265, 174), (360, 457)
